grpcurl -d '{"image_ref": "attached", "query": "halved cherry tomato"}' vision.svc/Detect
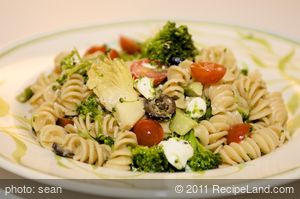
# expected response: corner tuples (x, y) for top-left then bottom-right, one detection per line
(84, 45), (107, 56)
(119, 36), (141, 54)
(133, 119), (164, 147)
(227, 123), (251, 144)
(108, 49), (119, 59)
(130, 59), (167, 86)
(191, 62), (226, 85)
(57, 118), (74, 127)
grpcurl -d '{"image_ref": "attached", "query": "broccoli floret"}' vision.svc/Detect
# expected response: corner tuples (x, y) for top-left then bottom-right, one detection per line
(142, 21), (197, 65)
(184, 131), (221, 171)
(95, 134), (114, 147)
(131, 145), (174, 172)
(56, 49), (92, 85)
(60, 50), (80, 71)
(77, 95), (103, 119)
(16, 87), (34, 103)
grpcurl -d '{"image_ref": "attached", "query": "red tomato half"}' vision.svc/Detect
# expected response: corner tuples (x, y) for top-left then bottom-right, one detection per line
(227, 123), (251, 144)
(130, 59), (167, 86)
(84, 45), (107, 56)
(191, 62), (226, 85)
(119, 36), (141, 54)
(108, 49), (119, 59)
(133, 119), (164, 147)
(57, 118), (74, 127)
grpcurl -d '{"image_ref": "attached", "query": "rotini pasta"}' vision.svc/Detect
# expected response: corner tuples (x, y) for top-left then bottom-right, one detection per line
(219, 126), (281, 165)
(162, 60), (192, 109)
(102, 114), (120, 138)
(64, 114), (100, 138)
(104, 131), (137, 171)
(62, 133), (111, 166)
(267, 92), (288, 127)
(60, 74), (90, 115)
(204, 84), (237, 115)
(32, 101), (64, 132)
(233, 71), (271, 121)
(38, 125), (67, 150)
(29, 73), (58, 107)
(194, 111), (243, 152)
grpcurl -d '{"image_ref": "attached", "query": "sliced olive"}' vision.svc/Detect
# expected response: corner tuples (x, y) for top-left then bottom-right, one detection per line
(52, 143), (74, 158)
(169, 57), (184, 65)
(144, 95), (176, 121)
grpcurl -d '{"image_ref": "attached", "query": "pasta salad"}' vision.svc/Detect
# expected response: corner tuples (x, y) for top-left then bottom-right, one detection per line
(17, 21), (290, 172)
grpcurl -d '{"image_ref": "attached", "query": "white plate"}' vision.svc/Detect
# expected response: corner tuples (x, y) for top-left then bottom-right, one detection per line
(0, 20), (300, 198)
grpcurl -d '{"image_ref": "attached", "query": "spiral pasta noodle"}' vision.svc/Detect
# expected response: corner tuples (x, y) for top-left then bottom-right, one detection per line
(62, 133), (111, 166)
(194, 112), (243, 152)
(267, 92), (288, 127)
(104, 131), (137, 171)
(38, 125), (67, 150)
(32, 101), (64, 132)
(204, 84), (237, 115)
(233, 71), (271, 121)
(64, 114), (100, 138)
(29, 73), (58, 107)
(102, 114), (120, 138)
(219, 126), (281, 165)
(60, 74), (89, 115)
(162, 60), (192, 109)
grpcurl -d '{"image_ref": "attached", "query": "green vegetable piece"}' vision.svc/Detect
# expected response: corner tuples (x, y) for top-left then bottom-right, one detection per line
(241, 68), (248, 76)
(169, 109), (197, 135)
(184, 131), (221, 171)
(95, 134), (114, 147)
(56, 49), (92, 85)
(131, 145), (173, 172)
(142, 21), (197, 65)
(238, 107), (250, 122)
(16, 87), (34, 103)
(185, 82), (203, 97)
(60, 50), (81, 71)
(76, 95), (103, 119)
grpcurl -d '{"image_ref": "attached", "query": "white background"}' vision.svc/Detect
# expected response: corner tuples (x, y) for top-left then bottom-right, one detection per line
(0, 0), (300, 198)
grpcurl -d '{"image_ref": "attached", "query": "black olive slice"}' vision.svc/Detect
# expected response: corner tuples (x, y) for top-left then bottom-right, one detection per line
(144, 95), (176, 121)
(52, 143), (74, 158)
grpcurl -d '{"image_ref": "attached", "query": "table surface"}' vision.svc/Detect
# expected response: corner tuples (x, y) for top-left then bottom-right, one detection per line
(0, 0), (299, 198)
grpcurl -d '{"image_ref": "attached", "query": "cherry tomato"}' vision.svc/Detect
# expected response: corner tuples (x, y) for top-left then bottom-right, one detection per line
(227, 123), (251, 144)
(130, 59), (167, 86)
(84, 45), (107, 56)
(191, 62), (226, 85)
(57, 118), (74, 127)
(133, 119), (164, 147)
(108, 49), (119, 59)
(119, 36), (141, 54)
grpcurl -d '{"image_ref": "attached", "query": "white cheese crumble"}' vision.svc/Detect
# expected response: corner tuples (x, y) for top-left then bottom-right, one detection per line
(159, 138), (193, 170)
(186, 97), (207, 118)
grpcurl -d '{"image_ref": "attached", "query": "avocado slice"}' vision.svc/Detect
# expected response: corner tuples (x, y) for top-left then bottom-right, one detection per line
(169, 109), (197, 135)
(184, 82), (203, 97)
